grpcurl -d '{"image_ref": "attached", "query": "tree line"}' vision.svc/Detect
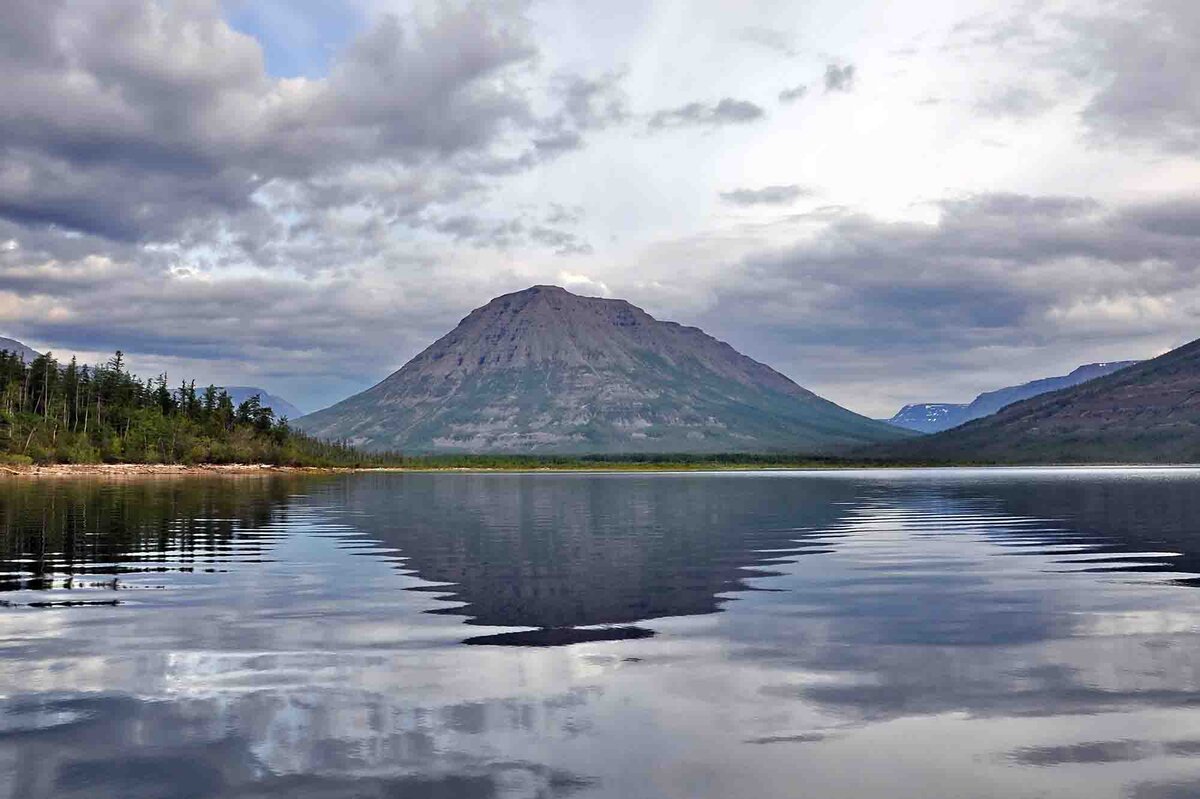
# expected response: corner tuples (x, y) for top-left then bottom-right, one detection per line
(0, 348), (393, 466)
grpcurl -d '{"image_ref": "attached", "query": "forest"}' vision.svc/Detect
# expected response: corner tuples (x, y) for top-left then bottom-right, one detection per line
(0, 349), (393, 466)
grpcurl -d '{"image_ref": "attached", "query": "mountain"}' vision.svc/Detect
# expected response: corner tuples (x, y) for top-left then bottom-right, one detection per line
(222, 387), (304, 420)
(885, 402), (967, 433)
(886, 361), (1141, 433)
(0, 336), (43, 363)
(884, 340), (1200, 463)
(297, 285), (909, 454)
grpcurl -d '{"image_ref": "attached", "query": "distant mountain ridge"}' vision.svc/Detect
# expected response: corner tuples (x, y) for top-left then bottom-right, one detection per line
(886, 361), (1141, 433)
(886, 402), (967, 433)
(883, 339), (1200, 462)
(297, 285), (909, 454)
(222, 387), (303, 420)
(0, 336), (43, 364)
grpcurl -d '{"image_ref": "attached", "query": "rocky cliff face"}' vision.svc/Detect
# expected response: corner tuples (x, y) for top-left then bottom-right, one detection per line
(298, 285), (908, 453)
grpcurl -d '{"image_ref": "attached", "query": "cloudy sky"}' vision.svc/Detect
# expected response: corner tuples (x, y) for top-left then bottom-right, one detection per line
(2, 0), (1198, 416)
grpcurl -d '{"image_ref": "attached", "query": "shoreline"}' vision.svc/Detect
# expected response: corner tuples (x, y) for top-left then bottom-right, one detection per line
(0, 463), (353, 478)
(1, 462), (1196, 478)
(0, 462), (843, 478)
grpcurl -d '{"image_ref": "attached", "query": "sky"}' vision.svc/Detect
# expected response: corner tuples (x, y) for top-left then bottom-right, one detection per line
(1, 0), (1198, 417)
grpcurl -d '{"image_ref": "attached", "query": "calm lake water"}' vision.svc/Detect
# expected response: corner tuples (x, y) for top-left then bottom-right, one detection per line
(3, 468), (1200, 798)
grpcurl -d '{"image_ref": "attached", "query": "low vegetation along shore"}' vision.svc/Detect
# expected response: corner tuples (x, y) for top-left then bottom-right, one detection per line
(1, 455), (883, 478)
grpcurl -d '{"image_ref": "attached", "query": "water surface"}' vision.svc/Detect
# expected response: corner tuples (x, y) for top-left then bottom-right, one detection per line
(3, 468), (1200, 798)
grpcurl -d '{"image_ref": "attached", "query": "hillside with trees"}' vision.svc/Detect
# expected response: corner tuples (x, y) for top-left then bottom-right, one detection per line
(881, 336), (1200, 463)
(0, 349), (389, 466)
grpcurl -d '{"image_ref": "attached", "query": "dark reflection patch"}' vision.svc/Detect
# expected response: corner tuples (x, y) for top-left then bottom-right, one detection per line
(462, 626), (655, 647)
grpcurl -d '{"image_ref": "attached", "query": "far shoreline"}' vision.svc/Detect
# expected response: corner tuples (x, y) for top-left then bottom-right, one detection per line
(2, 461), (1197, 479)
(0, 462), (851, 478)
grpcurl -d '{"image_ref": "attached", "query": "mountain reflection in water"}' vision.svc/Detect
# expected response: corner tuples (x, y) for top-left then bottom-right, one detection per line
(328, 473), (860, 632)
(1, 468), (1200, 798)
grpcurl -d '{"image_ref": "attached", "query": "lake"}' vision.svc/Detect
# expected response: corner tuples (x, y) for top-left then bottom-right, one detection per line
(3, 468), (1200, 798)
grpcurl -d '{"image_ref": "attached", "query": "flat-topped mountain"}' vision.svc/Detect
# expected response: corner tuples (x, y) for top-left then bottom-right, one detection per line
(298, 286), (908, 453)
(886, 338), (1200, 462)
(886, 361), (1141, 433)
(886, 402), (967, 434)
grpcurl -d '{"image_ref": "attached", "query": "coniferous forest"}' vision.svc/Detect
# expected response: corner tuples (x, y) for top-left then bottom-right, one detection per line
(0, 349), (392, 466)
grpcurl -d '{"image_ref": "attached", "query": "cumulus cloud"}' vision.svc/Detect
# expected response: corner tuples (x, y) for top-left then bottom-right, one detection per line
(647, 99), (766, 130)
(720, 185), (812, 206)
(824, 63), (856, 93)
(0, 0), (607, 246)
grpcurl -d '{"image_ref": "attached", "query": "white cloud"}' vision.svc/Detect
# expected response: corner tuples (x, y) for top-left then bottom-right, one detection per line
(557, 271), (611, 297)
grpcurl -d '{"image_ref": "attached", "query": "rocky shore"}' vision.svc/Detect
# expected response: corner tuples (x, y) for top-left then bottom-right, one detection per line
(0, 463), (344, 478)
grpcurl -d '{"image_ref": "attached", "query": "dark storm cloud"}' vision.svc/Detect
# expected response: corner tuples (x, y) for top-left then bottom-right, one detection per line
(0, 0), (601, 244)
(778, 84), (808, 103)
(823, 63), (856, 92)
(720, 185), (812, 206)
(647, 99), (766, 130)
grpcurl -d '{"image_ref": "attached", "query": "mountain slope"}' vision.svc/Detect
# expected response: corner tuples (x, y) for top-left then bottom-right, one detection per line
(885, 340), (1200, 462)
(886, 361), (1141, 433)
(223, 387), (304, 420)
(0, 336), (43, 363)
(298, 285), (909, 454)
